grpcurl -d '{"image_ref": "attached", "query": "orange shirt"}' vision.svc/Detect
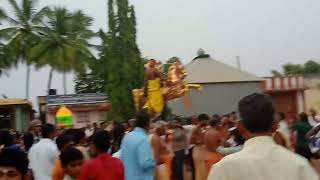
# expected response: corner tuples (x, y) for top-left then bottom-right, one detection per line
(52, 159), (64, 180)
(205, 152), (224, 171)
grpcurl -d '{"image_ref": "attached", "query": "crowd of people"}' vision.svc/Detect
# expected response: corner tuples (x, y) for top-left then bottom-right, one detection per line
(1, 93), (320, 179)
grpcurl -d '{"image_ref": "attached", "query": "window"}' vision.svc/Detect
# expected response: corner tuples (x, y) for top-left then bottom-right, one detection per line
(77, 112), (89, 124)
(98, 111), (107, 122)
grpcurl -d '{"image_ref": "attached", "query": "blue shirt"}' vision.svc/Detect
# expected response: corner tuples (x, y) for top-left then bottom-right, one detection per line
(121, 127), (155, 180)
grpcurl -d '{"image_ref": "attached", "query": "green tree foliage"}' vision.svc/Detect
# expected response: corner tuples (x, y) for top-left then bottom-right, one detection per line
(0, 9), (14, 75)
(273, 60), (320, 75)
(283, 63), (305, 75)
(0, 8), (6, 22)
(30, 7), (95, 94)
(0, 43), (13, 75)
(304, 60), (320, 74)
(74, 73), (104, 94)
(271, 70), (282, 76)
(0, 0), (49, 99)
(1, 0), (95, 96)
(97, 0), (144, 121)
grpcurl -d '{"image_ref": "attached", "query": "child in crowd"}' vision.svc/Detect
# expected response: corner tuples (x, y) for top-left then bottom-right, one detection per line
(52, 134), (74, 180)
(60, 147), (84, 180)
(0, 148), (28, 180)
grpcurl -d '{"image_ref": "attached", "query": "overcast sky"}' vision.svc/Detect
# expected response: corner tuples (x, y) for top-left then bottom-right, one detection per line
(1, 0), (320, 109)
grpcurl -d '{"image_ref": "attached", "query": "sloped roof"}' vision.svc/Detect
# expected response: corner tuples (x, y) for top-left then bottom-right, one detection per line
(185, 51), (262, 84)
(0, 98), (32, 106)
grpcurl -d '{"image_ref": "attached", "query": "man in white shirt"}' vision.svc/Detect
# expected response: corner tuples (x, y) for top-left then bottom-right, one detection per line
(29, 123), (59, 180)
(85, 124), (94, 138)
(208, 93), (318, 180)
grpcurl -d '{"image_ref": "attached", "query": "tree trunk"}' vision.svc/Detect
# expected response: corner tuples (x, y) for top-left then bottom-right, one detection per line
(25, 64), (31, 99)
(63, 71), (67, 95)
(47, 67), (54, 95)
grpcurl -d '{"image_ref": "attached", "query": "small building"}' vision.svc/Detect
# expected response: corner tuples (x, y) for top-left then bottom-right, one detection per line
(262, 76), (307, 117)
(303, 74), (320, 113)
(169, 49), (262, 116)
(43, 93), (112, 128)
(0, 98), (33, 131)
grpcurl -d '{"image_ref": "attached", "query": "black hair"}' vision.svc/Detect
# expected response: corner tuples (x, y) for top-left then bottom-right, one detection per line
(60, 147), (83, 167)
(0, 148), (28, 175)
(12, 131), (20, 140)
(212, 114), (220, 119)
(223, 114), (230, 118)
(64, 128), (77, 136)
(112, 123), (126, 141)
(23, 132), (34, 151)
(91, 130), (111, 152)
(0, 130), (14, 147)
(73, 129), (86, 145)
(198, 114), (209, 121)
(56, 134), (73, 151)
(100, 122), (106, 127)
(111, 123), (126, 154)
(238, 93), (274, 133)
(210, 114), (221, 127)
(171, 116), (182, 124)
(185, 117), (193, 125)
(231, 129), (245, 145)
(278, 112), (286, 120)
(171, 148), (195, 180)
(135, 111), (150, 128)
(209, 119), (221, 128)
(299, 112), (309, 122)
(63, 128), (77, 143)
(41, 123), (56, 138)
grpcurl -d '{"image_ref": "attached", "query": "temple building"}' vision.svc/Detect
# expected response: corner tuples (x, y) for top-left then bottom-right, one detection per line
(169, 49), (262, 116)
(39, 93), (111, 128)
(263, 76), (307, 117)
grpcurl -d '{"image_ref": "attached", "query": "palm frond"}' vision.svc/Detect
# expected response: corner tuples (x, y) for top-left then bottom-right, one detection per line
(71, 10), (93, 28)
(48, 7), (72, 35)
(7, 0), (24, 23)
(0, 8), (7, 21)
(6, 16), (20, 25)
(69, 10), (93, 39)
(0, 27), (19, 40)
(0, 42), (19, 71)
(30, 40), (52, 62)
(31, 6), (50, 24)
(98, 29), (108, 43)
(6, 32), (25, 58)
(33, 25), (53, 36)
(23, 0), (37, 21)
(88, 43), (102, 49)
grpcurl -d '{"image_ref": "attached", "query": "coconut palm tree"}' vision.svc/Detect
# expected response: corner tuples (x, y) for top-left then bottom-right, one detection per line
(0, 0), (48, 99)
(30, 7), (95, 94)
